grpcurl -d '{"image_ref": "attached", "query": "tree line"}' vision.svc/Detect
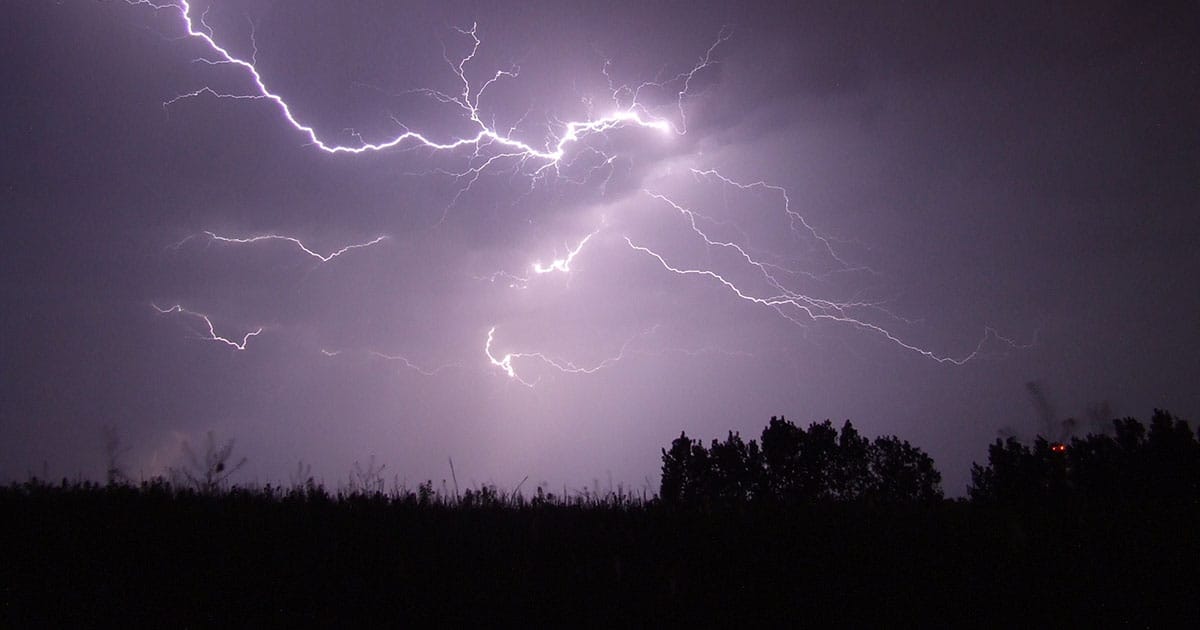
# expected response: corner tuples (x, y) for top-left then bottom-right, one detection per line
(85, 408), (1200, 506)
(661, 409), (1200, 507)
(660, 417), (942, 505)
(969, 408), (1199, 506)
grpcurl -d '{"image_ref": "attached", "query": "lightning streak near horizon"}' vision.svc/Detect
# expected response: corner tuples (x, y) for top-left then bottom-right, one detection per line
(152, 304), (262, 350)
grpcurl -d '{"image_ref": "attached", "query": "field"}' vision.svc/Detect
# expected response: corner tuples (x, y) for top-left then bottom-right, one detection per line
(3, 480), (1197, 625)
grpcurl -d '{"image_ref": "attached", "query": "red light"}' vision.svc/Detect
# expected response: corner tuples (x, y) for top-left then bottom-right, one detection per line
(1051, 443), (1066, 453)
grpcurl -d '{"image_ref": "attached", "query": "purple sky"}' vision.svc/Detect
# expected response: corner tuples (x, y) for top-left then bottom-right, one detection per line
(2, 1), (1197, 495)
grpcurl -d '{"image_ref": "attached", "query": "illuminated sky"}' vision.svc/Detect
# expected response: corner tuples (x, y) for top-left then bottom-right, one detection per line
(2, 1), (1197, 494)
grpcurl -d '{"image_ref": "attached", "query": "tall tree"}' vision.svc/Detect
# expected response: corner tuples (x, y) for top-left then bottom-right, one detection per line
(663, 416), (944, 506)
(869, 436), (943, 504)
(969, 411), (1198, 506)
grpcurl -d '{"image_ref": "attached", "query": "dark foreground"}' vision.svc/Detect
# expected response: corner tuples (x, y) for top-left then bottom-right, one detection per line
(2, 482), (1197, 626)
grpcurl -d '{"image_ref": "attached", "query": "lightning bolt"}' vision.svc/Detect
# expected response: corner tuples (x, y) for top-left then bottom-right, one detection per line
(130, 0), (679, 169)
(474, 270), (530, 289)
(640, 189), (880, 316)
(485, 326), (538, 387)
(178, 231), (388, 263)
(531, 230), (599, 275)
(152, 303), (262, 350)
(368, 351), (460, 377)
(603, 26), (731, 135)
(485, 326), (650, 386)
(475, 228), (601, 289)
(688, 169), (869, 273)
(622, 236), (1016, 365)
(609, 169), (1032, 364)
(319, 346), (460, 376)
(125, 2), (1024, 379)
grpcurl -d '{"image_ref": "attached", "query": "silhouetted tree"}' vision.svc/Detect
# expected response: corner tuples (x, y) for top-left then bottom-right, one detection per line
(660, 432), (700, 505)
(662, 416), (943, 506)
(100, 424), (129, 486)
(348, 455), (387, 495)
(176, 430), (247, 494)
(1142, 409), (1200, 502)
(833, 421), (872, 501)
(968, 436), (1068, 504)
(969, 410), (1199, 506)
(868, 435), (943, 504)
(708, 431), (763, 503)
(760, 416), (846, 502)
(760, 415), (806, 502)
(289, 460), (313, 490)
(797, 420), (839, 502)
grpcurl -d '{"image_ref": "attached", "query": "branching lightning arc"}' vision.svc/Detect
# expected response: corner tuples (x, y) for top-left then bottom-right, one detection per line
(485, 326), (650, 387)
(174, 231), (389, 263)
(153, 303), (262, 350)
(129, 0), (1020, 382)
